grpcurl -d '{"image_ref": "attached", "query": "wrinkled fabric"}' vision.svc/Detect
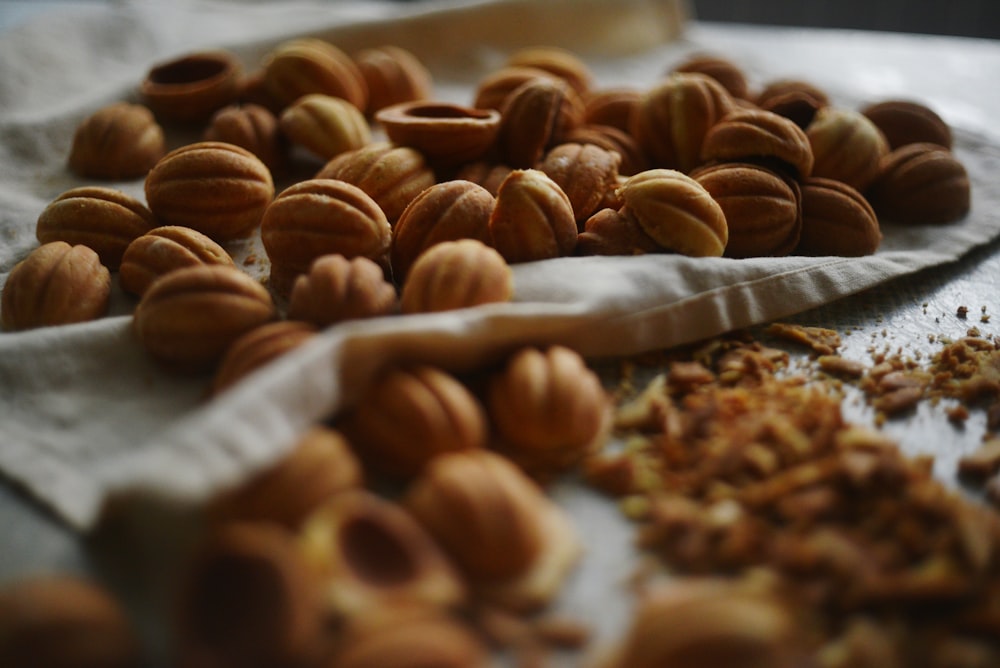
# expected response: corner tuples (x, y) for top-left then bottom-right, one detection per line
(1, 0), (998, 530)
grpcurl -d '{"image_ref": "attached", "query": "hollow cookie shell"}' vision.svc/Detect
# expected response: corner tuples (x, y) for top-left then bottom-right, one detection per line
(377, 101), (501, 168)
(140, 50), (242, 124)
(174, 522), (323, 668)
(298, 490), (466, 618)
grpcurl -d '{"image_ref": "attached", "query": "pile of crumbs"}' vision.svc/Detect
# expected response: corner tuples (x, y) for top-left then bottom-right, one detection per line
(585, 328), (1000, 666)
(768, 322), (1000, 501)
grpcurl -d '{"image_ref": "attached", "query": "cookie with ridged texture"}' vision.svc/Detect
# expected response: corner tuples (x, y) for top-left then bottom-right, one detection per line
(144, 141), (274, 242)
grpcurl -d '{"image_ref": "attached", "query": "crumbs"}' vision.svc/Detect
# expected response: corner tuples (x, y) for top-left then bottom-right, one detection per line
(590, 331), (1000, 664)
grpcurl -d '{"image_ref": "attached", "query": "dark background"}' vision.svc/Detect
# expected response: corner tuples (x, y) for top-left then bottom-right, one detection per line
(690, 0), (1000, 40)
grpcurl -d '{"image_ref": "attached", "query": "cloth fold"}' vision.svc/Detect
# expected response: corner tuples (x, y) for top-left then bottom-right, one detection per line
(2, 0), (999, 530)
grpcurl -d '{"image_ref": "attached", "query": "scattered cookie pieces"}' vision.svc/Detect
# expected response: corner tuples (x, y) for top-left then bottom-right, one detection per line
(765, 322), (841, 355)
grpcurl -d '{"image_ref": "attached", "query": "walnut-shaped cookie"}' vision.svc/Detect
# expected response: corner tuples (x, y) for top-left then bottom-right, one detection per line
(315, 142), (437, 225)
(119, 225), (235, 298)
(866, 142), (971, 224)
(1, 242), (110, 331)
(210, 320), (318, 395)
(405, 450), (582, 612)
(581, 87), (642, 133)
(204, 103), (287, 175)
(260, 179), (391, 298)
(454, 161), (514, 196)
(132, 265), (276, 372)
(617, 169), (728, 257)
(487, 345), (611, 478)
(692, 162), (801, 258)
(489, 169), (577, 263)
(261, 37), (368, 111)
(0, 575), (140, 668)
(473, 66), (560, 112)
(563, 124), (647, 177)
(496, 78), (584, 168)
(391, 180), (495, 280)
(603, 579), (804, 668)
(288, 254), (398, 327)
(536, 142), (622, 225)
(206, 426), (363, 530)
(806, 107), (889, 192)
(505, 45), (593, 98)
(352, 45), (433, 115)
(755, 78), (830, 129)
(144, 141), (274, 242)
(333, 606), (490, 668)
(798, 177), (881, 256)
(576, 208), (661, 257)
(631, 72), (734, 173)
(36, 186), (156, 270)
(861, 99), (953, 151)
(400, 239), (513, 314)
(671, 53), (750, 100)
(338, 365), (488, 479)
(67, 102), (165, 180)
(278, 93), (371, 161)
(700, 108), (814, 180)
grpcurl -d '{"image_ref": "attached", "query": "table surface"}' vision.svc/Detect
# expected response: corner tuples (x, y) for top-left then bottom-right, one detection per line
(2, 7), (1000, 665)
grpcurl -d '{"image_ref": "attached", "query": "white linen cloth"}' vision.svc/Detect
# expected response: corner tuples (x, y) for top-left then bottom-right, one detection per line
(1, 0), (999, 531)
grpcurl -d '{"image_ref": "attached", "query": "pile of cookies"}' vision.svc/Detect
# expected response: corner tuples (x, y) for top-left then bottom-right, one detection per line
(0, 35), (982, 668)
